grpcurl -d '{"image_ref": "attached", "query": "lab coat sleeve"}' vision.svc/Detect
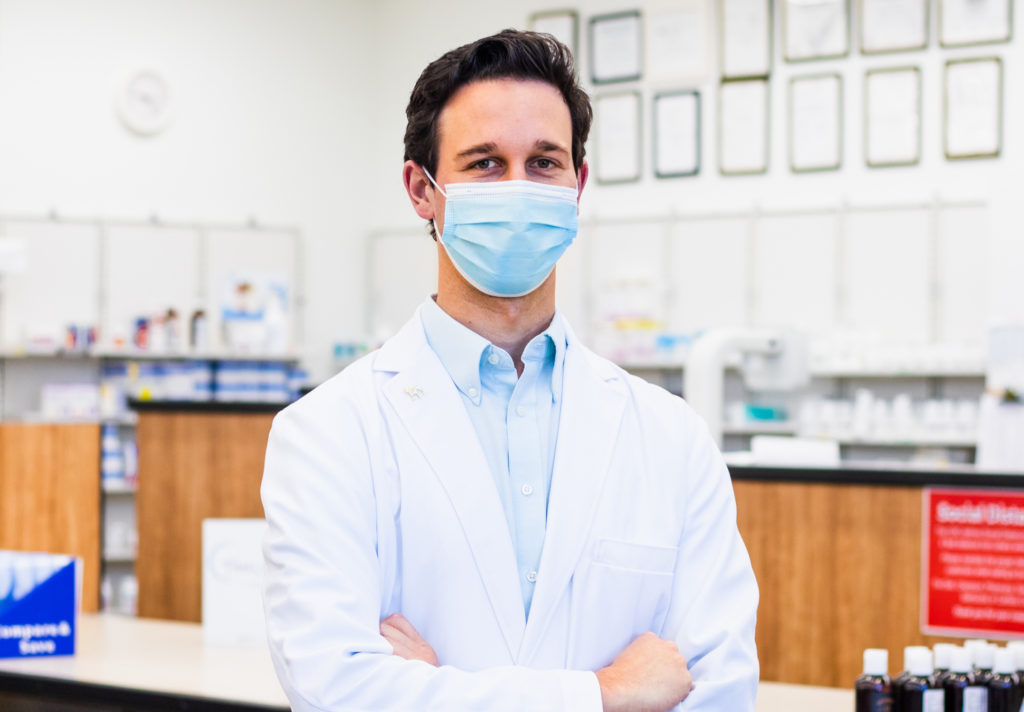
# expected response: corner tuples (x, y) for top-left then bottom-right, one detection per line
(661, 406), (760, 711)
(261, 384), (603, 712)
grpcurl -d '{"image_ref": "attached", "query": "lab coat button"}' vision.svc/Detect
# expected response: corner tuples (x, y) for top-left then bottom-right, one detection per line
(487, 353), (499, 365)
(521, 483), (534, 496)
(468, 387), (479, 398)
(526, 570), (538, 583)
(516, 406), (526, 417)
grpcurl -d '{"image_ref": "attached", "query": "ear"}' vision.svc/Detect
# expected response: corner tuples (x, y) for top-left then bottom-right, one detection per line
(403, 161), (437, 221)
(576, 161), (589, 201)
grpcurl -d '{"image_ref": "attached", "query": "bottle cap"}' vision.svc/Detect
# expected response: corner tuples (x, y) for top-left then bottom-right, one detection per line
(976, 643), (996, 670)
(934, 643), (957, 669)
(994, 648), (1017, 674)
(908, 647), (934, 677)
(863, 648), (889, 676)
(950, 647), (973, 673)
(904, 645), (930, 673)
(965, 639), (988, 666)
(1007, 641), (1024, 671)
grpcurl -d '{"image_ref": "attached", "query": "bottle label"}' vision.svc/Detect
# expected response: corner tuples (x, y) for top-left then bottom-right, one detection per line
(964, 686), (988, 712)
(923, 688), (944, 712)
(861, 691), (894, 712)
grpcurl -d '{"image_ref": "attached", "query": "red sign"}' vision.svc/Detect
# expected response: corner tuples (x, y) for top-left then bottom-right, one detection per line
(924, 487), (1024, 637)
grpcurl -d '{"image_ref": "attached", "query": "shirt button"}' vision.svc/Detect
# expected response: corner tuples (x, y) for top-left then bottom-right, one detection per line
(526, 570), (538, 583)
(487, 352), (499, 365)
(516, 406), (526, 417)
(521, 483), (534, 496)
(467, 387), (479, 398)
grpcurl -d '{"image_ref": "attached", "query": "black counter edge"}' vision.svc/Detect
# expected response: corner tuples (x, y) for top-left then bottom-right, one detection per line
(0, 670), (290, 712)
(729, 465), (1024, 488)
(128, 399), (289, 414)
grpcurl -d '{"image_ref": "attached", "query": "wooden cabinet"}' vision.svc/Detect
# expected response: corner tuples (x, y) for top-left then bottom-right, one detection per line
(135, 409), (274, 622)
(0, 424), (101, 612)
(733, 475), (974, 688)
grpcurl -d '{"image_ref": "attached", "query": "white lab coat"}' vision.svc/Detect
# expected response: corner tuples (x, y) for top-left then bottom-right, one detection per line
(262, 308), (759, 712)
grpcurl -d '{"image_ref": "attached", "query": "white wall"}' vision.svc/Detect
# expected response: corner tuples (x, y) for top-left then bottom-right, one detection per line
(362, 0), (1024, 352)
(0, 1), (1020, 378)
(0, 0), (376, 379)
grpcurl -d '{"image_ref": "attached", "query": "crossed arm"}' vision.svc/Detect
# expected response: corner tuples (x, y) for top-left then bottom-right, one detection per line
(380, 613), (694, 712)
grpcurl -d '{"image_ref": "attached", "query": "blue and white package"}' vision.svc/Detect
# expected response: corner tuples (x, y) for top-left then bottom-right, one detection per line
(0, 551), (80, 658)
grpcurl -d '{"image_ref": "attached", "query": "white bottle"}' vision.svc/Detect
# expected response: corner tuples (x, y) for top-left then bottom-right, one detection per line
(119, 575), (138, 616)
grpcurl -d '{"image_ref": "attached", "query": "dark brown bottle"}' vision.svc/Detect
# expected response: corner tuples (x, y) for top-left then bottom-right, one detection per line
(898, 648), (944, 712)
(857, 648), (894, 712)
(989, 648), (1019, 712)
(944, 647), (986, 712)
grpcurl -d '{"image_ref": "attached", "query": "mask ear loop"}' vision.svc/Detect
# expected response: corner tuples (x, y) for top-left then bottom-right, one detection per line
(421, 166), (448, 198)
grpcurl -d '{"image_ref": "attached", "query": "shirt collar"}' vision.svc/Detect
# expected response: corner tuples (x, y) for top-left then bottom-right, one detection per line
(419, 296), (568, 404)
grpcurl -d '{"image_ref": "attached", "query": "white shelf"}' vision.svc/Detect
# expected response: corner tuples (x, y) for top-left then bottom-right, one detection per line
(102, 481), (137, 495)
(103, 551), (136, 563)
(0, 348), (299, 363)
(798, 432), (978, 448)
(810, 368), (985, 379)
(723, 422), (798, 436)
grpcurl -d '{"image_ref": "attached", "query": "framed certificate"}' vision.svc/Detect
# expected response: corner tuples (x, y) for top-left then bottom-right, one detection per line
(718, 78), (769, 175)
(720, 0), (772, 79)
(864, 67), (921, 167)
(944, 57), (1003, 159)
(646, 3), (709, 82)
(783, 0), (849, 62)
(594, 91), (642, 183)
(653, 90), (701, 178)
(530, 10), (579, 57)
(590, 11), (643, 84)
(789, 74), (842, 173)
(939, 0), (1012, 47)
(860, 0), (929, 53)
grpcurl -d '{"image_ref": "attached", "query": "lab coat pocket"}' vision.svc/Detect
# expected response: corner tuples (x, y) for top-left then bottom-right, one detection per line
(569, 539), (678, 671)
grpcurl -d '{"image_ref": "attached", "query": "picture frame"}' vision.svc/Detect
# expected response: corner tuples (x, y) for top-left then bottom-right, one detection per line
(589, 11), (643, 84)
(864, 67), (921, 168)
(788, 74), (842, 173)
(718, 78), (769, 176)
(653, 90), (701, 178)
(939, 0), (1012, 47)
(645, 3), (709, 82)
(530, 9), (579, 57)
(782, 0), (850, 62)
(944, 57), (1003, 160)
(859, 0), (929, 54)
(719, 0), (773, 79)
(594, 91), (642, 184)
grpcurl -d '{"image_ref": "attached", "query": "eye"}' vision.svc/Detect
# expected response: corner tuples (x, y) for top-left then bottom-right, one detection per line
(471, 158), (498, 170)
(534, 158), (555, 169)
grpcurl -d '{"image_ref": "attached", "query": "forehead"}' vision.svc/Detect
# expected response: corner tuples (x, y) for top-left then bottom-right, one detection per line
(436, 78), (572, 157)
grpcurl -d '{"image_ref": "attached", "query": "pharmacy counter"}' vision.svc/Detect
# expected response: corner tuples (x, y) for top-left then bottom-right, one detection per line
(0, 614), (846, 710)
(728, 462), (1024, 689)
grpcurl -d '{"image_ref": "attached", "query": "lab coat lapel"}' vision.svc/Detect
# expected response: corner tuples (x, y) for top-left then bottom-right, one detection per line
(380, 317), (526, 661)
(519, 340), (627, 663)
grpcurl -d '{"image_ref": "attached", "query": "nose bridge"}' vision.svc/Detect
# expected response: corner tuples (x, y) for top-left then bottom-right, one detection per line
(504, 163), (529, 181)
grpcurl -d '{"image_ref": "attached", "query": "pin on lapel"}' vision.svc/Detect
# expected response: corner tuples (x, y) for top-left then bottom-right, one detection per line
(404, 385), (425, 400)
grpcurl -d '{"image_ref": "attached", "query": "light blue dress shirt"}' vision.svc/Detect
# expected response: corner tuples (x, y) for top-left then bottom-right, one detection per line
(420, 297), (566, 620)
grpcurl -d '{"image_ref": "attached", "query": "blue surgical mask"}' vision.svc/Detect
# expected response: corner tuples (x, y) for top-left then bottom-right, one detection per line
(424, 168), (579, 298)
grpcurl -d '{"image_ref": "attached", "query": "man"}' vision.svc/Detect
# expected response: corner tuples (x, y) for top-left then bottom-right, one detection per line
(262, 29), (758, 711)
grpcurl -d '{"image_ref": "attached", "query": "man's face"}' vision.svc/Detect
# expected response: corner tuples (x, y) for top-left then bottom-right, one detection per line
(426, 78), (583, 235)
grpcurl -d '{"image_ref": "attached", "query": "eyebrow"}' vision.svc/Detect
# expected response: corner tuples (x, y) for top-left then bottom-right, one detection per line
(454, 140), (570, 160)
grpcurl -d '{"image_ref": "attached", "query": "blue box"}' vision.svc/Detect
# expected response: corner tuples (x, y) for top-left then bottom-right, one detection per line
(0, 552), (80, 659)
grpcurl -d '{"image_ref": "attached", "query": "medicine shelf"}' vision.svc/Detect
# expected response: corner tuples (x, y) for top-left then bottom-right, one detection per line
(102, 481), (137, 495)
(0, 348), (299, 362)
